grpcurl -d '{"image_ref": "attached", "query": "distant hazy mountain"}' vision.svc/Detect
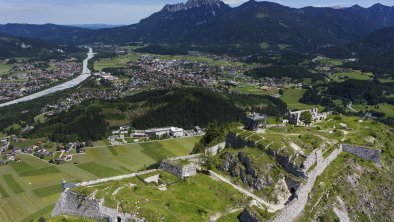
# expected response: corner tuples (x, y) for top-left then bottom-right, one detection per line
(67, 24), (124, 30)
(0, 0), (394, 53)
(0, 23), (91, 43)
(0, 33), (72, 58)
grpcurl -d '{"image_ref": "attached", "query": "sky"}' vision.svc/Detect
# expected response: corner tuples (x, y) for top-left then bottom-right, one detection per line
(0, 0), (393, 25)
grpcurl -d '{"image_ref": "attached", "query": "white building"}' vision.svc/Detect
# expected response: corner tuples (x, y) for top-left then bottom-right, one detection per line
(145, 127), (172, 138)
(170, 127), (184, 137)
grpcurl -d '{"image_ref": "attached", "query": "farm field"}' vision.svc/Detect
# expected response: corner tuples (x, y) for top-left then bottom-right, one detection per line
(94, 54), (140, 71)
(280, 87), (317, 110)
(230, 85), (278, 96)
(155, 54), (246, 67)
(0, 61), (12, 76)
(0, 136), (200, 222)
(331, 70), (373, 82)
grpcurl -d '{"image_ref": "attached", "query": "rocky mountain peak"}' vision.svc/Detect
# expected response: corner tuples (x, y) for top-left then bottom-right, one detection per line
(162, 0), (228, 13)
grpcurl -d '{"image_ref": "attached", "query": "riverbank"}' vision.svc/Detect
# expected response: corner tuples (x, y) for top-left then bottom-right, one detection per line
(0, 48), (95, 108)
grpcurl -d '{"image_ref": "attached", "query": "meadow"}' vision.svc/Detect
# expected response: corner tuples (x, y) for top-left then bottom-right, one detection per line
(280, 87), (317, 110)
(351, 103), (394, 118)
(71, 172), (249, 222)
(331, 70), (373, 82)
(0, 136), (200, 222)
(0, 61), (11, 76)
(93, 54), (140, 71)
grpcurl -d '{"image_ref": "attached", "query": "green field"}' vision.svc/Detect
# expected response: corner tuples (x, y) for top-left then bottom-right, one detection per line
(331, 70), (373, 82)
(155, 54), (245, 67)
(231, 85), (278, 96)
(94, 54), (140, 71)
(0, 61), (12, 76)
(71, 172), (249, 222)
(351, 103), (394, 118)
(280, 87), (317, 110)
(0, 136), (200, 222)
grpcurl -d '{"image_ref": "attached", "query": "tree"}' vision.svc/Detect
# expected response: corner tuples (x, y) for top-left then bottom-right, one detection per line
(192, 122), (227, 154)
(300, 111), (312, 125)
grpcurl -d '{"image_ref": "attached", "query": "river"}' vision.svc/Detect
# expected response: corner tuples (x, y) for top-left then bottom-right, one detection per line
(0, 48), (95, 108)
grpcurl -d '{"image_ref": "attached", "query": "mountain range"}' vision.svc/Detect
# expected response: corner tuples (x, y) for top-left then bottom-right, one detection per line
(0, 0), (394, 55)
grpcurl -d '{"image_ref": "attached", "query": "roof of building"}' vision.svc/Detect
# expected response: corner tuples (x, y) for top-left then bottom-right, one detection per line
(247, 112), (267, 121)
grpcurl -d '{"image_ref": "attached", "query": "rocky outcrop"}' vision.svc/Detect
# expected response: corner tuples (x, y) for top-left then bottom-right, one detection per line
(52, 190), (145, 222)
(217, 151), (274, 191)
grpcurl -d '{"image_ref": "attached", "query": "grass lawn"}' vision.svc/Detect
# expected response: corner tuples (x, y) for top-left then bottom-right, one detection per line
(94, 54), (140, 71)
(231, 85), (278, 96)
(92, 139), (111, 146)
(0, 136), (200, 222)
(3, 174), (24, 194)
(72, 172), (249, 222)
(11, 137), (46, 148)
(33, 184), (62, 198)
(0, 61), (12, 76)
(33, 113), (47, 123)
(77, 162), (123, 178)
(155, 54), (245, 67)
(350, 103), (394, 118)
(280, 88), (317, 110)
(0, 183), (9, 198)
(0, 132), (6, 138)
(331, 70), (373, 82)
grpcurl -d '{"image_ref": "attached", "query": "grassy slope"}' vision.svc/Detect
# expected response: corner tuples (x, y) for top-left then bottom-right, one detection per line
(0, 136), (200, 222)
(280, 87), (316, 110)
(331, 70), (373, 82)
(0, 61), (11, 76)
(72, 172), (249, 222)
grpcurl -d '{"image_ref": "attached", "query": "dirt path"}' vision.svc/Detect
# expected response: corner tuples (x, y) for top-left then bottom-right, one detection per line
(209, 171), (286, 213)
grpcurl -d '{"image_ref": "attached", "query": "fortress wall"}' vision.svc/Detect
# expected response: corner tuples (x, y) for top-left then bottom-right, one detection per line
(75, 169), (157, 187)
(51, 190), (145, 222)
(270, 147), (342, 222)
(159, 160), (197, 179)
(341, 144), (380, 164)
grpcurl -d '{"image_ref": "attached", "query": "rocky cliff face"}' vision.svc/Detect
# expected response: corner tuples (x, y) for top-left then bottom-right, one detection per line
(162, 0), (229, 14)
(217, 151), (274, 190)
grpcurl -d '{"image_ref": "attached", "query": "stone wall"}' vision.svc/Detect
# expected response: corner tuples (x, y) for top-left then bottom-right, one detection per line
(270, 147), (342, 222)
(52, 190), (145, 222)
(75, 169), (157, 187)
(341, 144), (381, 164)
(159, 160), (197, 179)
(166, 154), (202, 161)
(206, 142), (226, 155)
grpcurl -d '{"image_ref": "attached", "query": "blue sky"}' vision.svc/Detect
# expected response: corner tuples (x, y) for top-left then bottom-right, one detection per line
(0, 0), (393, 25)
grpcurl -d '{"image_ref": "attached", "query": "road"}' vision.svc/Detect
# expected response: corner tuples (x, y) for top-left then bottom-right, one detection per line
(0, 47), (95, 108)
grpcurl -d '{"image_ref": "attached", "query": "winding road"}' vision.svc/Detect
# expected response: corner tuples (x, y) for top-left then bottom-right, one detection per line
(0, 48), (95, 108)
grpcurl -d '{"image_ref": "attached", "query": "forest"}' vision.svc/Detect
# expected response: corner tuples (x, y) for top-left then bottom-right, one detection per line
(245, 65), (318, 80)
